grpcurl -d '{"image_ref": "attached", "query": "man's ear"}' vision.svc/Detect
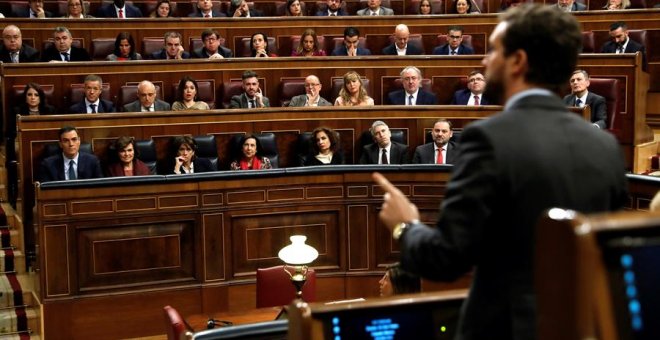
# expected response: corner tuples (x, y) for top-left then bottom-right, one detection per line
(508, 49), (528, 80)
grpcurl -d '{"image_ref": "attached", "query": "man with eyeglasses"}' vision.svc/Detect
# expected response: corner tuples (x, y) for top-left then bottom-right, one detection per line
(387, 66), (438, 105)
(451, 70), (491, 105)
(315, 0), (348, 16)
(192, 29), (233, 59)
(432, 26), (474, 56)
(289, 75), (332, 107)
(1, 25), (40, 63)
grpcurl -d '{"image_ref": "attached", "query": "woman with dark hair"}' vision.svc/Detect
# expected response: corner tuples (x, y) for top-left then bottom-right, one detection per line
(334, 71), (374, 106)
(168, 135), (214, 174)
(172, 76), (210, 110)
(63, 0), (94, 18)
(250, 32), (278, 58)
(451, 0), (480, 14)
(304, 127), (343, 166)
(13, 83), (55, 116)
(106, 136), (151, 177)
(150, 0), (174, 17)
(417, 0), (433, 14)
(379, 263), (421, 297)
(106, 32), (142, 61)
(292, 29), (326, 57)
(286, 0), (304, 16)
(230, 134), (272, 170)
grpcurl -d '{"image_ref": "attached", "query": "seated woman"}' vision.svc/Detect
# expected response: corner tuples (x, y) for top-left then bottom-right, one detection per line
(451, 0), (480, 14)
(304, 127), (343, 166)
(150, 0), (174, 17)
(251, 32), (278, 58)
(63, 0), (94, 18)
(379, 263), (421, 297)
(286, 0), (304, 16)
(172, 76), (210, 111)
(106, 32), (142, 61)
(168, 136), (214, 174)
(603, 0), (630, 10)
(291, 29), (326, 57)
(417, 0), (433, 14)
(230, 134), (273, 170)
(106, 136), (151, 177)
(13, 83), (56, 116)
(334, 71), (374, 106)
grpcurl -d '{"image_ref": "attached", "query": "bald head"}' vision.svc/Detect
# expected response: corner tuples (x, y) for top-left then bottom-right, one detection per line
(137, 80), (157, 108)
(394, 24), (410, 50)
(304, 75), (322, 95)
(2, 25), (22, 52)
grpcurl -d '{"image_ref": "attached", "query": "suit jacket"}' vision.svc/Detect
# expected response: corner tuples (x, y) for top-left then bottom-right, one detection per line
(0, 45), (40, 63)
(38, 152), (103, 182)
(359, 142), (409, 164)
(192, 46), (233, 59)
(167, 158), (214, 174)
(356, 6), (394, 15)
(398, 93), (627, 340)
(387, 89), (438, 105)
(432, 43), (474, 55)
(229, 93), (271, 108)
(288, 94), (333, 107)
(187, 9), (226, 17)
(106, 160), (152, 177)
(552, 2), (587, 11)
(451, 89), (491, 105)
(96, 3), (143, 17)
(381, 43), (423, 56)
(314, 8), (348, 16)
(228, 9), (264, 17)
(12, 7), (53, 17)
(562, 92), (607, 129)
(150, 49), (191, 60)
(412, 142), (457, 164)
(69, 99), (116, 113)
(40, 46), (91, 62)
(600, 38), (647, 67)
(331, 45), (372, 56)
(123, 99), (171, 112)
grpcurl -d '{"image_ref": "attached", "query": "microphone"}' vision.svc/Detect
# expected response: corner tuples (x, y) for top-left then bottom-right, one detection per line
(207, 318), (234, 329)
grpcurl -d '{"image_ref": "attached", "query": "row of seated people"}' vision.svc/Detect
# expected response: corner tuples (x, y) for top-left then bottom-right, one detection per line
(3, 0), (655, 20)
(36, 120), (457, 181)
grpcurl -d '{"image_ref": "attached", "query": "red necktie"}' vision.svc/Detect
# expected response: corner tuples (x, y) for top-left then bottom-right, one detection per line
(118, 9), (124, 18)
(204, 14), (210, 18)
(474, 95), (480, 106)
(436, 148), (444, 164)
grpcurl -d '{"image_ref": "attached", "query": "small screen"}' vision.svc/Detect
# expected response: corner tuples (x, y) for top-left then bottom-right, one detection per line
(600, 234), (660, 340)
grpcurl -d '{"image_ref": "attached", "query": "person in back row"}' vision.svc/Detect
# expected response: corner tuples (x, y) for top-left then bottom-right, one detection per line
(315, 0), (348, 16)
(69, 74), (116, 113)
(151, 32), (191, 60)
(412, 119), (456, 164)
(600, 21), (646, 67)
(39, 126), (103, 182)
(230, 70), (271, 108)
(451, 70), (491, 105)
(387, 66), (438, 105)
(562, 69), (607, 129)
(331, 27), (372, 56)
(189, 0), (226, 17)
(192, 29), (233, 59)
(41, 26), (91, 62)
(359, 120), (408, 164)
(357, 0), (394, 15)
(432, 26), (474, 56)
(96, 0), (143, 18)
(382, 24), (423, 56)
(289, 75), (332, 107)
(1, 25), (40, 63)
(123, 80), (171, 112)
(172, 76), (210, 111)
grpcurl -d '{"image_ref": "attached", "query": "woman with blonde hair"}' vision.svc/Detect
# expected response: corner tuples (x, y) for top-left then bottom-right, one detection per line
(603, 0), (631, 10)
(334, 71), (374, 107)
(63, 0), (94, 18)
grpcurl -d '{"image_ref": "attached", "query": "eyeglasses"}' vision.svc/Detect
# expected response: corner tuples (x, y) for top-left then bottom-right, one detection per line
(448, 35), (462, 40)
(305, 83), (321, 88)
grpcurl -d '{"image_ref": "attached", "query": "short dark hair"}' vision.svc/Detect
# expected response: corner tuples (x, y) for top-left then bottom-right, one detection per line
(311, 127), (340, 154)
(163, 31), (182, 42)
(176, 76), (199, 102)
(434, 119), (453, 129)
(114, 136), (139, 158)
(500, 4), (581, 90)
(343, 26), (360, 38)
(236, 134), (265, 160)
(609, 21), (628, 31)
(447, 25), (464, 34)
(242, 70), (258, 80)
(249, 32), (269, 57)
(58, 126), (78, 139)
(386, 263), (421, 295)
(171, 135), (197, 158)
(201, 29), (220, 41)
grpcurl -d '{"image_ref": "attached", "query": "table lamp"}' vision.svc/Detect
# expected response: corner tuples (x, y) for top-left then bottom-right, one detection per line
(278, 235), (318, 300)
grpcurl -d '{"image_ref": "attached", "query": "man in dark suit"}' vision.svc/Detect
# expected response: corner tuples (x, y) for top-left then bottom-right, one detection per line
(600, 21), (647, 67)
(228, 0), (264, 17)
(1, 25), (40, 63)
(69, 75), (116, 113)
(151, 32), (191, 60)
(38, 126), (103, 182)
(387, 66), (438, 105)
(432, 25), (474, 55)
(188, 0), (227, 17)
(359, 121), (409, 164)
(331, 27), (372, 56)
(96, 0), (143, 18)
(315, 0), (348, 16)
(356, 0), (394, 15)
(451, 70), (491, 105)
(230, 70), (271, 108)
(382, 24), (423, 56)
(192, 29), (233, 59)
(553, 0), (587, 12)
(13, 0), (53, 18)
(374, 5), (627, 340)
(123, 81), (171, 112)
(562, 69), (608, 129)
(41, 27), (91, 62)
(412, 119), (456, 164)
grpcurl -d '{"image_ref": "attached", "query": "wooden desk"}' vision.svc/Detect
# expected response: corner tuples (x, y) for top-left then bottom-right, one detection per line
(186, 307), (282, 332)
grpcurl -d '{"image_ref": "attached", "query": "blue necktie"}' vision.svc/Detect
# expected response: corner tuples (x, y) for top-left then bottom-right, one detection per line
(68, 160), (76, 180)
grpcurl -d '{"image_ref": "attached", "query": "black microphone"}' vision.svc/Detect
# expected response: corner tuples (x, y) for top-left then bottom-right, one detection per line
(207, 318), (233, 329)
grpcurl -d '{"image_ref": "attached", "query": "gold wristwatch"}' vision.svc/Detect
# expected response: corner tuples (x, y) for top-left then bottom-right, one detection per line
(392, 220), (419, 240)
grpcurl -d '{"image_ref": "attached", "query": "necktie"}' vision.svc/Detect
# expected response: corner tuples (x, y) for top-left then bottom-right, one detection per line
(474, 95), (480, 106)
(68, 160), (76, 180)
(143, 106), (152, 112)
(204, 14), (210, 18)
(371, 12), (377, 16)
(451, 50), (457, 55)
(61, 52), (70, 61)
(408, 95), (414, 106)
(330, 12), (336, 16)
(575, 98), (582, 107)
(436, 148), (444, 164)
(381, 149), (388, 164)
(89, 103), (97, 113)
(118, 9), (124, 18)
(250, 99), (256, 108)
(617, 45), (624, 54)
(11, 52), (18, 63)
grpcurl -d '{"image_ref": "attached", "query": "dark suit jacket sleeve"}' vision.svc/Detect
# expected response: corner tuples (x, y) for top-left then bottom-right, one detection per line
(38, 157), (59, 182)
(450, 91), (459, 105)
(462, 45), (475, 55)
(395, 143), (409, 164)
(589, 94), (608, 129)
(79, 153), (103, 179)
(359, 146), (372, 164)
(412, 146), (424, 164)
(229, 96), (244, 108)
(194, 158), (214, 173)
(387, 91), (400, 105)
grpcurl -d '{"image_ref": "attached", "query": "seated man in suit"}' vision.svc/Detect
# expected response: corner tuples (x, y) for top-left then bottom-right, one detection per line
(382, 24), (423, 56)
(357, 0), (394, 15)
(289, 75), (333, 107)
(70, 74), (116, 113)
(412, 119), (456, 164)
(387, 66), (438, 105)
(359, 120), (409, 164)
(600, 21), (646, 67)
(315, 0), (348, 16)
(189, 0), (226, 17)
(1, 25), (40, 63)
(123, 80), (171, 112)
(562, 69), (607, 129)
(451, 70), (491, 105)
(41, 26), (91, 62)
(151, 32), (191, 60)
(192, 29), (233, 60)
(433, 26), (474, 56)
(332, 27), (372, 56)
(39, 126), (103, 182)
(96, 0), (143, 17)
(228, 0), (264, 17)
(554, 0), (587, 12)
(230, 70), (270, 108)
(13, 0), (53, 18)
